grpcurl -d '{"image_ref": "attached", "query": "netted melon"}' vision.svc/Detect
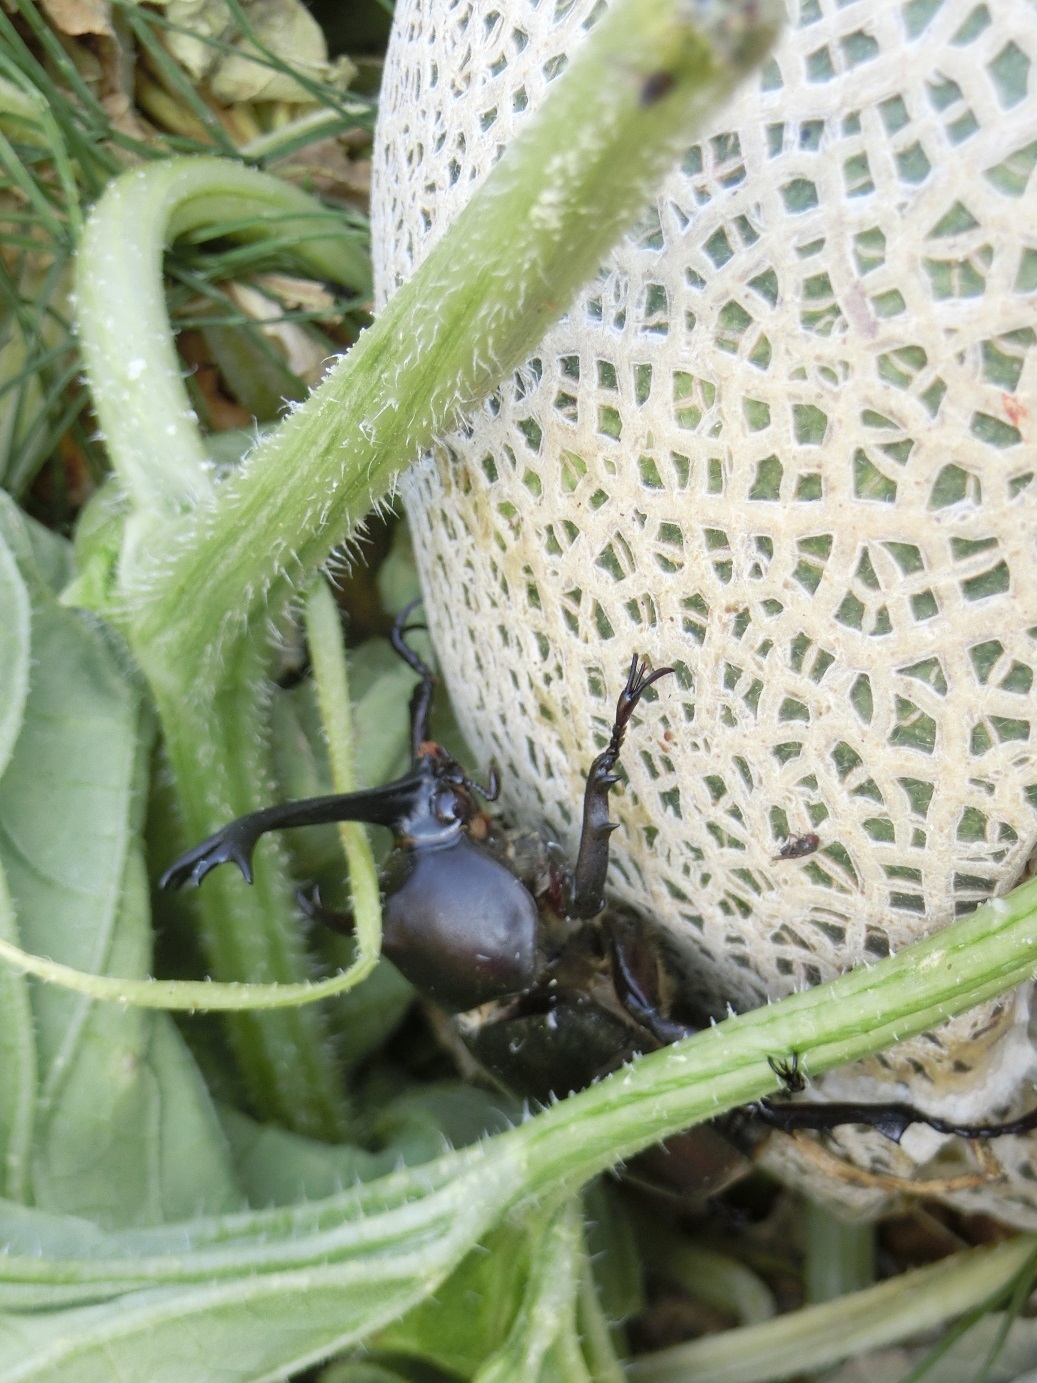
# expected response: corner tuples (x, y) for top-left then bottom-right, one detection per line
(372, 0), (1037, 1221)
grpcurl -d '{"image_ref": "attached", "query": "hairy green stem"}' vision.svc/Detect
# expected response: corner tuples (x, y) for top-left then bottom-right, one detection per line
(155, 643), (347, 1138)
(513, 875), (1037, 1193)
(76, 159), (370, 518)
(74, 162), (373, 1134)
(121, 0), (781, 670)
(304, 579), (382, 965)
(0, 932), (383, 1011)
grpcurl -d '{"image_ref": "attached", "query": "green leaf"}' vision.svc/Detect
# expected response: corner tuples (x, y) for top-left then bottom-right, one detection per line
(0, 1150), (527, 1376)
(219, 1106), (392, 1207)
(62, 478), (128, 614)
(0, 492), (71, 594)
(201, 320), (307, 422)
(324, 946), (413, 1073)
(348, 640), (420, 792)
(220, 1081), (519, 1208)
(0, 532), (36, 1181)
(369, 1083), (520, 1156)
(0, 863), (35, 1203)
(318, 1365), (410, 1383)
(0, 527), (29, 779)
(0, 1273), (425, 1382)
(583, 1181), (643, 1330)
(472, 1200), (586, 1383)
(0, 494), (238, 1226)
(30, 843), (239, 1227)
(374, 1216), (532, 1378)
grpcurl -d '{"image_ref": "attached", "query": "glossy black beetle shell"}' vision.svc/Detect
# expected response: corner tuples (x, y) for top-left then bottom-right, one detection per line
(465, 990), (639, 1105)
(381, 835), (538, 1011)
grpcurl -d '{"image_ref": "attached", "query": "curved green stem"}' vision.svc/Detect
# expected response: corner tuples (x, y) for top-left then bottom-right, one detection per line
(74, 150), (374, 1139)
(304, 579), (382, 968)
(155, 642), (347, 1139)
(76, 158), (370, 517)
(0, 934), (378, 1011)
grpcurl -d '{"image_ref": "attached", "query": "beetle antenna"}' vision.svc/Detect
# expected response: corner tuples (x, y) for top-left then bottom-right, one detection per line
(391, 599), (437, 757)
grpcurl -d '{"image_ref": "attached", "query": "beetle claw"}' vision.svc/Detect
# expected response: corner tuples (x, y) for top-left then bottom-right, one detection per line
(621, 658), (674, 711)
(160, 828), (256, 890)
(588, 764), (621, 789)
(768, 1053), (806, 1094)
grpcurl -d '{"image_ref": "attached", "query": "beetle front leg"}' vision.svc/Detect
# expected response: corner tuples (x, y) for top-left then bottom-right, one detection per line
(756, 1081), (1037, 1145)
(297, 884), (355, 936)
(606, 915), (694, 1044)
(569, 655), (673, 919)
(160, 796), (375, 890)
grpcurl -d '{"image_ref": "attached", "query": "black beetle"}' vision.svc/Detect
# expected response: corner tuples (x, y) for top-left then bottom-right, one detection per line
(774, 832), (820, 861)
(161, 602), (671, 1014)
(162, 605), (1037, 1160)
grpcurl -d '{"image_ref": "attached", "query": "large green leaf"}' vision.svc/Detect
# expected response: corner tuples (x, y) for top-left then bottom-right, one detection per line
(0, 1148), (527, 1378)
(0, 1271), (440, 1383)
(0, 528), (35, 1201)
(219, 1107), (393, 1207)
(471, 1200), (588, 1383)
(221, 1081), (520, 1208)
(373, 1216), (532, 1377)
(0, 494), (238, 1227)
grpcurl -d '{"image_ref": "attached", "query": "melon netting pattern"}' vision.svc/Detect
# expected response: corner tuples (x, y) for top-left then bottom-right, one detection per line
(372, 0), (1037, 1219)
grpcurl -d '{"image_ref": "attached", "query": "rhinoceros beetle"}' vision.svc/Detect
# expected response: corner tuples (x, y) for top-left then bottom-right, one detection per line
(161, 601), (669, 1012)
(162, 603), (1037, 1162)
